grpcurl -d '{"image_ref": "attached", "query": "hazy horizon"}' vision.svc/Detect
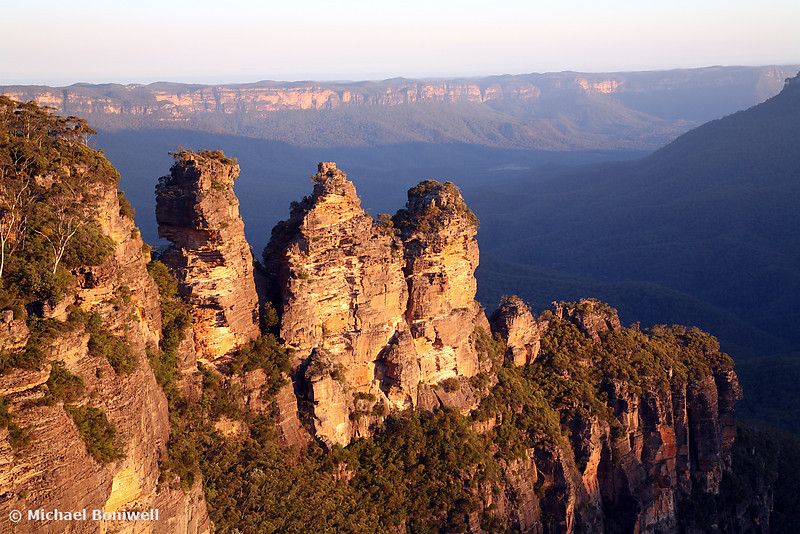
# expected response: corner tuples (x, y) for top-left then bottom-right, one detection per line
(4, 62), (800, 89)
(3, 0), (799, 86)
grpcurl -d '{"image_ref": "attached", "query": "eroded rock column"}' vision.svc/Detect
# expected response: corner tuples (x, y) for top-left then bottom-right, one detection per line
(156, 150), (260, 365)
(394, 180), (489, 387)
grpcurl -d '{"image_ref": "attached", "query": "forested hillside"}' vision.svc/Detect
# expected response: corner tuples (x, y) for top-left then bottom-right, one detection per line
(470, 74), (800, 432)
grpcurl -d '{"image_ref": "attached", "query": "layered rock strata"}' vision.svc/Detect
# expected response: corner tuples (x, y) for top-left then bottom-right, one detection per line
(0, 172), (209, 534)
(263, 163), (408, 445)
(393, 180), (489, 385)
(156, 150), (260, 365)
(263, 163), (488, 446)
(470, 302), (746, 533)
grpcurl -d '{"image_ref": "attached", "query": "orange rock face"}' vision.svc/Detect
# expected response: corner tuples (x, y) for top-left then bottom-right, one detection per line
(156, 151), (260, 365)
(263, 164), (489, 446)
(491, 296), (548, 366)
(0, 169), (209, 534)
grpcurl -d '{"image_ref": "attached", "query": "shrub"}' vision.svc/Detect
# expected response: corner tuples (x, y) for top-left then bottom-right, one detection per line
(117, 191), (135, 219)
(441, 377), (461, 393)
(229, 335), (291, 397)
(88, 329), (137, 375)
(66, 405), (123, 463)
(0, 397), (10, 428)
(46, 361), (85, 403)
(8, 423), (31, 449)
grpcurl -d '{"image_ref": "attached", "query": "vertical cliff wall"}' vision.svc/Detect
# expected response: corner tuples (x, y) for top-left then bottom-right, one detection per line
(393, 180), (489, 387)
(262, 162), (408, 445)
(262, 163), (489, 446)
(0, 157), (209, 533)
(155, 150), (260, 365)
(490, 295), (549, 366)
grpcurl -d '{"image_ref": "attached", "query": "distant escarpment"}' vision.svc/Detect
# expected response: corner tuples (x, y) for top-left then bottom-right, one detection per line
(3, 66), (797, 150)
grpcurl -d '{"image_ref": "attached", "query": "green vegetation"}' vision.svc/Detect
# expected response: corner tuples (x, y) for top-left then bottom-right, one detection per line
(393, 180), (479, 234)
(189, 149), (238, 166)
(117, 191), (135, 219)
(146, 260), (192, 397)
(199, 408), (505, 534)
(145, 258), (201, 489)
(0, 396), (10, 428)
(192, 301), (738, 534)
(0, 396), (30, 450)
(228, 335), (291, 397)
(0, 96), (117, 321)
(85, 313), (137, 375)
(46, 361), (85, 403)
(146, 257), (289, 490)
(0, 313), (86, 373)
(1, 307), (136, 377)
(66, 405), (123, 463)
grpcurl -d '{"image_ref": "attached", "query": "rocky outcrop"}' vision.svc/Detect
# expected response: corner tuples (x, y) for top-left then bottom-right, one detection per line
(394, 180), (489, 384)
(263, 162), (407, 445)
(591, 369), (744, 533)
(263, 164), (488, 446)
(543, 303), (744, 533)
(553, 298), (622, 342)
(0, 170), (209, 533)
(156, 150), (260, 365)
(491, 295), (549, 366)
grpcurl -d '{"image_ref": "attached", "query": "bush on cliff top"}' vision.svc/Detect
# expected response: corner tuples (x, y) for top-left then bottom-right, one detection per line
(0, 96), (118, 317)
(393, 179), (479, 234)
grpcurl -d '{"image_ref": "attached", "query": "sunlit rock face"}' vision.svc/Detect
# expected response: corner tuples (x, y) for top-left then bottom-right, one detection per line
(156, 151), (260, 366)
(263, 164), (489, 446)
(491, 295), (548, 366)
(0, 167), (209, 534)
(394, 180), (489, 385)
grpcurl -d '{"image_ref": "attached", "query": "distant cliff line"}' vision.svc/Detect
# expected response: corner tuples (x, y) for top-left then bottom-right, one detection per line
(2, 65), (795, 116)
(3, 65), (797, 151)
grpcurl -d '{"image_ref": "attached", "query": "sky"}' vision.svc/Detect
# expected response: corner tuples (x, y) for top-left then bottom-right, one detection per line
(2, 0), (799, 86)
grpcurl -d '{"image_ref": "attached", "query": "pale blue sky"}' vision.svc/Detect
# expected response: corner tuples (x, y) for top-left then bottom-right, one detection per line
(2, 0), (799, 85)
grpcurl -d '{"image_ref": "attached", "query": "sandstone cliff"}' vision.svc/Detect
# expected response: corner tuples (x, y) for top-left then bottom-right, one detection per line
(2, 67), (793, 118)
(148, 156), (763, 531)
(156, 150), (260, 366)
(468, 301), (748, 534)
(262, 163), (488, 446)
(4, 66), (795, 152)
(0, 124), (209, 533)
(490, 295), (549, 366)
(2, 100), (773, 534)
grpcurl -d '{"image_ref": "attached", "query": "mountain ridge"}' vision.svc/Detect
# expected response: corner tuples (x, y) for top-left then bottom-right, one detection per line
(3, 65), (797, 151)
(471, 71), (800, 356)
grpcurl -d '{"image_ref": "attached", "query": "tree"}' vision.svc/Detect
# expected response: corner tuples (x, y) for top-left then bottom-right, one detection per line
(33, 181), (87, 274)
(0, 176), (32, 278)
(0, 97), (101, 278)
